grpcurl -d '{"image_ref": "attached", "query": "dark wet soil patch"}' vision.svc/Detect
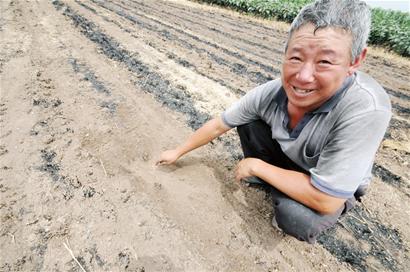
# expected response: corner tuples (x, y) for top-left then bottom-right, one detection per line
(372, 163), (410, 196)
(318, 205), (407, 272)
(39, 148), (82, 200)
(69, 57), (119, 114)
(384, 118), (410, 140)
(385, 87), (410, 102)
(392, 103), (410, 119)
(318, 233), (368, 270)
(69, 57), (111, 95)
(39, 149), (60, 181)
(83, 186), (96, 198)
(33, 98), (62, 108)
(0, 145), (9, 156)
(100, 100), (117, 114)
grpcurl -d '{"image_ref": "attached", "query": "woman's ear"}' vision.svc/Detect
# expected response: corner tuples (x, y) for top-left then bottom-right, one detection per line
(348, 48), (367, 75)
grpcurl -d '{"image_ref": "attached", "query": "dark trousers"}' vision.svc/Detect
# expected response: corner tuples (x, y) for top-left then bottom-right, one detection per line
(237, 120), (364, 244)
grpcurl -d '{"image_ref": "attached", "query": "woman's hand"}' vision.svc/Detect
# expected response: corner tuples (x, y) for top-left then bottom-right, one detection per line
(156, 149), (182, 166)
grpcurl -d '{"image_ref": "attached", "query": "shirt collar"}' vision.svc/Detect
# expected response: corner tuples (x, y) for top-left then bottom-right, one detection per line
(277, 87), (287, 110)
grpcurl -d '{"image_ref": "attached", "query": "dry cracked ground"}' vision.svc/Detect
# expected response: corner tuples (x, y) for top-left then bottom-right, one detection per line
(0, 0), (409, 271)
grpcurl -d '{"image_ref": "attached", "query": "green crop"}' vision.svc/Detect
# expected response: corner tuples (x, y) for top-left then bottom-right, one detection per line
(199, 0), (410, 57)
(202, 0), (311, 22)
(369, 8), (410, 56)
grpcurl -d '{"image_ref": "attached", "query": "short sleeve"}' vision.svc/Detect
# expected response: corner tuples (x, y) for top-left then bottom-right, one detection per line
(310, 110), (391, 198)
(221, 80), (281, 128)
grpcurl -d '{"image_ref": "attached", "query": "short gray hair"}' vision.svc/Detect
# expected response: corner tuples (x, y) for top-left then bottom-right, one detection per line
(286, 0), (371, 62)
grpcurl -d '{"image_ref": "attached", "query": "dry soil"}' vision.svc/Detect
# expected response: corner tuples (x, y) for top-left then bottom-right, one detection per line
(0, 0), (409, 271)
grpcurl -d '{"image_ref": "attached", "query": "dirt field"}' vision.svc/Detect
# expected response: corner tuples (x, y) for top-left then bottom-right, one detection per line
(0, 0), (409, 271)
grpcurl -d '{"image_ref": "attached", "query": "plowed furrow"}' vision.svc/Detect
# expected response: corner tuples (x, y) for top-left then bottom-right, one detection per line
(164, 0), (288, 38)
(130, 0), (268, 38)
(127, 0), (286, 57)
(364, 56), (410, 86)
(59, 2), (212, 130)
(392, 103), (410, 119)
(82, 0), (278, 89)
(385, 87), (410, 101)
(77, 0), (269, 93)
(373, 164), (410, 196)
(76, 0), (244, 93)
(92, 0), (281, 76)
(119, 0), (285, 64)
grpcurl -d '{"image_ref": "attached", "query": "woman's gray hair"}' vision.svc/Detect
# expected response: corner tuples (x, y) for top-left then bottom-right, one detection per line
(286, 0), (371, 62)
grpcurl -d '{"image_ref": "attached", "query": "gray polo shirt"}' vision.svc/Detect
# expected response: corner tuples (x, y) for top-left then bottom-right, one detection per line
(221, 71), (391, 198)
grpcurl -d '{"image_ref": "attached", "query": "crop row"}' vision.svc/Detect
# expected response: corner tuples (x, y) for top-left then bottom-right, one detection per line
(199, 0), (410, 57)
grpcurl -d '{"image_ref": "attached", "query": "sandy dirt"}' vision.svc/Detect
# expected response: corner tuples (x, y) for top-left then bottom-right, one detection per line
(0, 0), (409, 271)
